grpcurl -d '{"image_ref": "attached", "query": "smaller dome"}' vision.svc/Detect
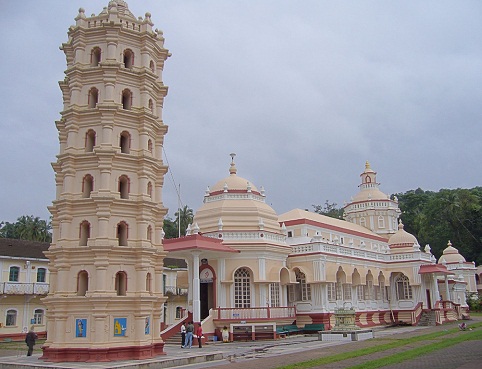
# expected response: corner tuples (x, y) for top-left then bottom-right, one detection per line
(388, 221), (418, 248)
(438, 241), (466, 264)
(209, 156), (259, 193)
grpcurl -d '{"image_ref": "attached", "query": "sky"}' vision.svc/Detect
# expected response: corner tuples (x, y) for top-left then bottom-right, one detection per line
(1, 0), (481, 224)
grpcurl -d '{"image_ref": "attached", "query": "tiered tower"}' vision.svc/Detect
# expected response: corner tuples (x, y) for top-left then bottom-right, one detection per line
(343, 162), (401, 238)
(43, 2), (169, 362)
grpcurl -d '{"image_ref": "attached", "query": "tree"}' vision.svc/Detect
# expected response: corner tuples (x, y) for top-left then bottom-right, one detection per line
(0, 215), (52, 242)
(174, 205), (194, 236)
(312, 201), (343, 219)
(162, 217), (178, 239)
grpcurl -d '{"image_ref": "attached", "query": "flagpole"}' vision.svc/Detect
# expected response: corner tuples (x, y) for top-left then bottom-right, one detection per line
(178, 183), (181, 238)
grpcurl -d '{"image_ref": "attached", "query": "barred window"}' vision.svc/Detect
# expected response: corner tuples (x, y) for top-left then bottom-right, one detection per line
(343, 283), (352, 300)
(9, 266), (19, 282)
(366, 280), (374, 300)
(234, 268), (251, 308)
(270, 283), (280, 307)
(357, 285), (365, 300)
(6, 310), (16, 326)
(33, 309), (44, 325)
(295, 269), (311, 301)
(327, 283), (336, 301)
(395, 274), (412, 300)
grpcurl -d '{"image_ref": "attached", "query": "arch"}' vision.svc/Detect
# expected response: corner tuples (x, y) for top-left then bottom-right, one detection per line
(234, 267), (251, 308)
(122, 89), (132, 110)
(115, 271), (127, 296)
(366, 270), (374, 300)
(147, 181), (153, 199)
(85, 129), (96, 152)
(378, 272), (387, 301)
(365, 175), (371, 183)
(147, 139), (153, 153)
(79, 220), (90, 246)
(149, 60), (155, 72)
(82, 174), (94, 198)
(33, 308), (44, 324)
(336, 267), (346, 300)
(118, 175), (130, 199)
(146, 272), (152, 294)
(394, 273), (413, 300)
(292, 267), (311, 301)
(352, 269), (361, 286)
(117, 221), (128, 246)
(120, 131), (131, 153)
(91, 47), (101, 66)
(147, 225), (152, 241)
(6, 309), (17, 326)
(77, 270), (89, 296)
(279, 267), (296, 285)
(378, 216), (385, 229)
(123, 49), (134, 68)
(88, 87), (99, 108)
(148, 98), (153, 111)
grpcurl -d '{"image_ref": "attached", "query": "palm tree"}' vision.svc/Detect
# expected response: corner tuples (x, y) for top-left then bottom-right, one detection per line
(174, 205), (194, 237)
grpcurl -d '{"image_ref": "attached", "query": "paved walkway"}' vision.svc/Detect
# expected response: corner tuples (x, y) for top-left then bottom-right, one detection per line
(0, 317), (480, 369)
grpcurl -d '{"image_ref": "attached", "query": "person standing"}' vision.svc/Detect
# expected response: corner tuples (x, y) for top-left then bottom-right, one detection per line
(196, 324), (203, 348)
(185, 321), (194, 348)
(180, 322), (186, 348)
(222, 326), (229, 343)
(25, 327), (37, 356)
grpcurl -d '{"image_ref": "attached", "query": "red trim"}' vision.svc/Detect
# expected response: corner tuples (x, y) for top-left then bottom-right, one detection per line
(41, 343), (165, 362)
(163, 234), (239, 253)
(281, 218), (386, 242)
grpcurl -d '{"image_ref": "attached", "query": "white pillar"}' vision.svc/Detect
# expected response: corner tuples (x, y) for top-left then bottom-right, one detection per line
(444, 275), (450, 301)
(192, 252), (201, 322)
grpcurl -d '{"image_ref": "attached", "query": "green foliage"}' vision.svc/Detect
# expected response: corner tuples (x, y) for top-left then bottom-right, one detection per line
(396, 187), (482, 265)
(467, 292), (482, 312)
(0, 215), (51, 242)
(162, 217), (178, 239)
(163, 205), (194, 239)
(312, 201), (343, 219)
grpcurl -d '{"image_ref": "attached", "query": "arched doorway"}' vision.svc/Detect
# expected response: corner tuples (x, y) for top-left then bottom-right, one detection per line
(200, 266), (215, 320)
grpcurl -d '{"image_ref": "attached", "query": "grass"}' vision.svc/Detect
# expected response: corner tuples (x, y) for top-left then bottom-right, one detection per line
(276, 322), (482, 369)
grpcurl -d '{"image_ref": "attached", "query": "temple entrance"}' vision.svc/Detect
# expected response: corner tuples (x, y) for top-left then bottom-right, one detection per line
(200, 267), (215, 320)
(426, 289), (432, 309)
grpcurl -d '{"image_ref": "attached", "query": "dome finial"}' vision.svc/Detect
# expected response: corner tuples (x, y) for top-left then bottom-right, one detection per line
(365, 160), (371, 170)
(229, 153), (237, 175)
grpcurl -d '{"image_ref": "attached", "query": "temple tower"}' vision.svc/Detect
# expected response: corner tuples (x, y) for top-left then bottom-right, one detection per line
(343, 162), (401, 239)
(43, 2), (169, 361)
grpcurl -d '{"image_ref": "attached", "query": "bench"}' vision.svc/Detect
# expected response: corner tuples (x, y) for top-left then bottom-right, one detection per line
(303, 323), (325, 333)
(276, 325), (302, 336)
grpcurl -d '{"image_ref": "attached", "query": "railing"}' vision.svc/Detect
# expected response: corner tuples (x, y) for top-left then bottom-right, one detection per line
(1, 282), (50, 295)
(214, 306), (296, 320)
(164, 286), (188, 296)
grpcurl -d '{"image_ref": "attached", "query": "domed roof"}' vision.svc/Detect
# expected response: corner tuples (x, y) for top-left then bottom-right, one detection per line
(350, 161), (390, 202)
(194, 155), (282, 237)
(438, 241), (466, 264)
(210, 160), (259, 193)
(388, 220), (418, 248)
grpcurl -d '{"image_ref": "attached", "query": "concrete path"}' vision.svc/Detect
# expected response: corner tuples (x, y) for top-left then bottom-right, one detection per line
(0, 317), (480, 369)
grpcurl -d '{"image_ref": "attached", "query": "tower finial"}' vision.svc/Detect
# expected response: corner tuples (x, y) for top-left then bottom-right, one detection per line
(229, 153), (237, 175)
(365, 160), (370, 170)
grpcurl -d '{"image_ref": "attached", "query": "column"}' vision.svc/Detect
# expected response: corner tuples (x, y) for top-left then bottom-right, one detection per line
(192, 252), (201, 322)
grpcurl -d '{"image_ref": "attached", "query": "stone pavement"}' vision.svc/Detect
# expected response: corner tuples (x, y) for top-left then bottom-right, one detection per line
(0, 317), (480, 369)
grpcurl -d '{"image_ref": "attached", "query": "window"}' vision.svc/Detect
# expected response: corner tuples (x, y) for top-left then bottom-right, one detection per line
(149, 60), (155, 72)
(269, 283), (280, 307)
(33, 309), (44, 325)
(343, 283), (352, 300)
(287, 231), (292, 238)
(91, 47), (101, 66)
(378, 216), (385, 229)
(122, 89), (132, 110)
(148, 99), (153, 111)
(360, 217), (366, 227)
(9, 266), (19, 282)
(85, 130), (96, 152)
(118, 175), (130, 199)
(147, 225), (152, 241)
(120, 131), (130, 153)
(6, 310), (16, 326)
(82, 174), (94, 198)
(327, 283), (336, 301)
(117, 221), (128, 246)
(175, 306), (182, 319)
(294, 269), (311, 301)
(115, 271), (127, 296)
(77, 270), (88, 296)
(37, 268), (46, 283)
(147, 139), (153, 153)
(147, 181), (153, 199)
(146, 273), (152, 294)
(357, 285), (365, 300)
(395, 274), (413, 300)
(88, 87), (99, 108)
(124, 49), (134, 68)
(234, 268), (251, 308)
(79, 221), (90, 246)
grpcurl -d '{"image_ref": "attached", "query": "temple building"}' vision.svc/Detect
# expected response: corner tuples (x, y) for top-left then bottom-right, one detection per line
(163, 158), (475, 341)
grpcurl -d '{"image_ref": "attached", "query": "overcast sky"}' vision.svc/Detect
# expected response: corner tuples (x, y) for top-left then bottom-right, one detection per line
(1, 1), (481, 224)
